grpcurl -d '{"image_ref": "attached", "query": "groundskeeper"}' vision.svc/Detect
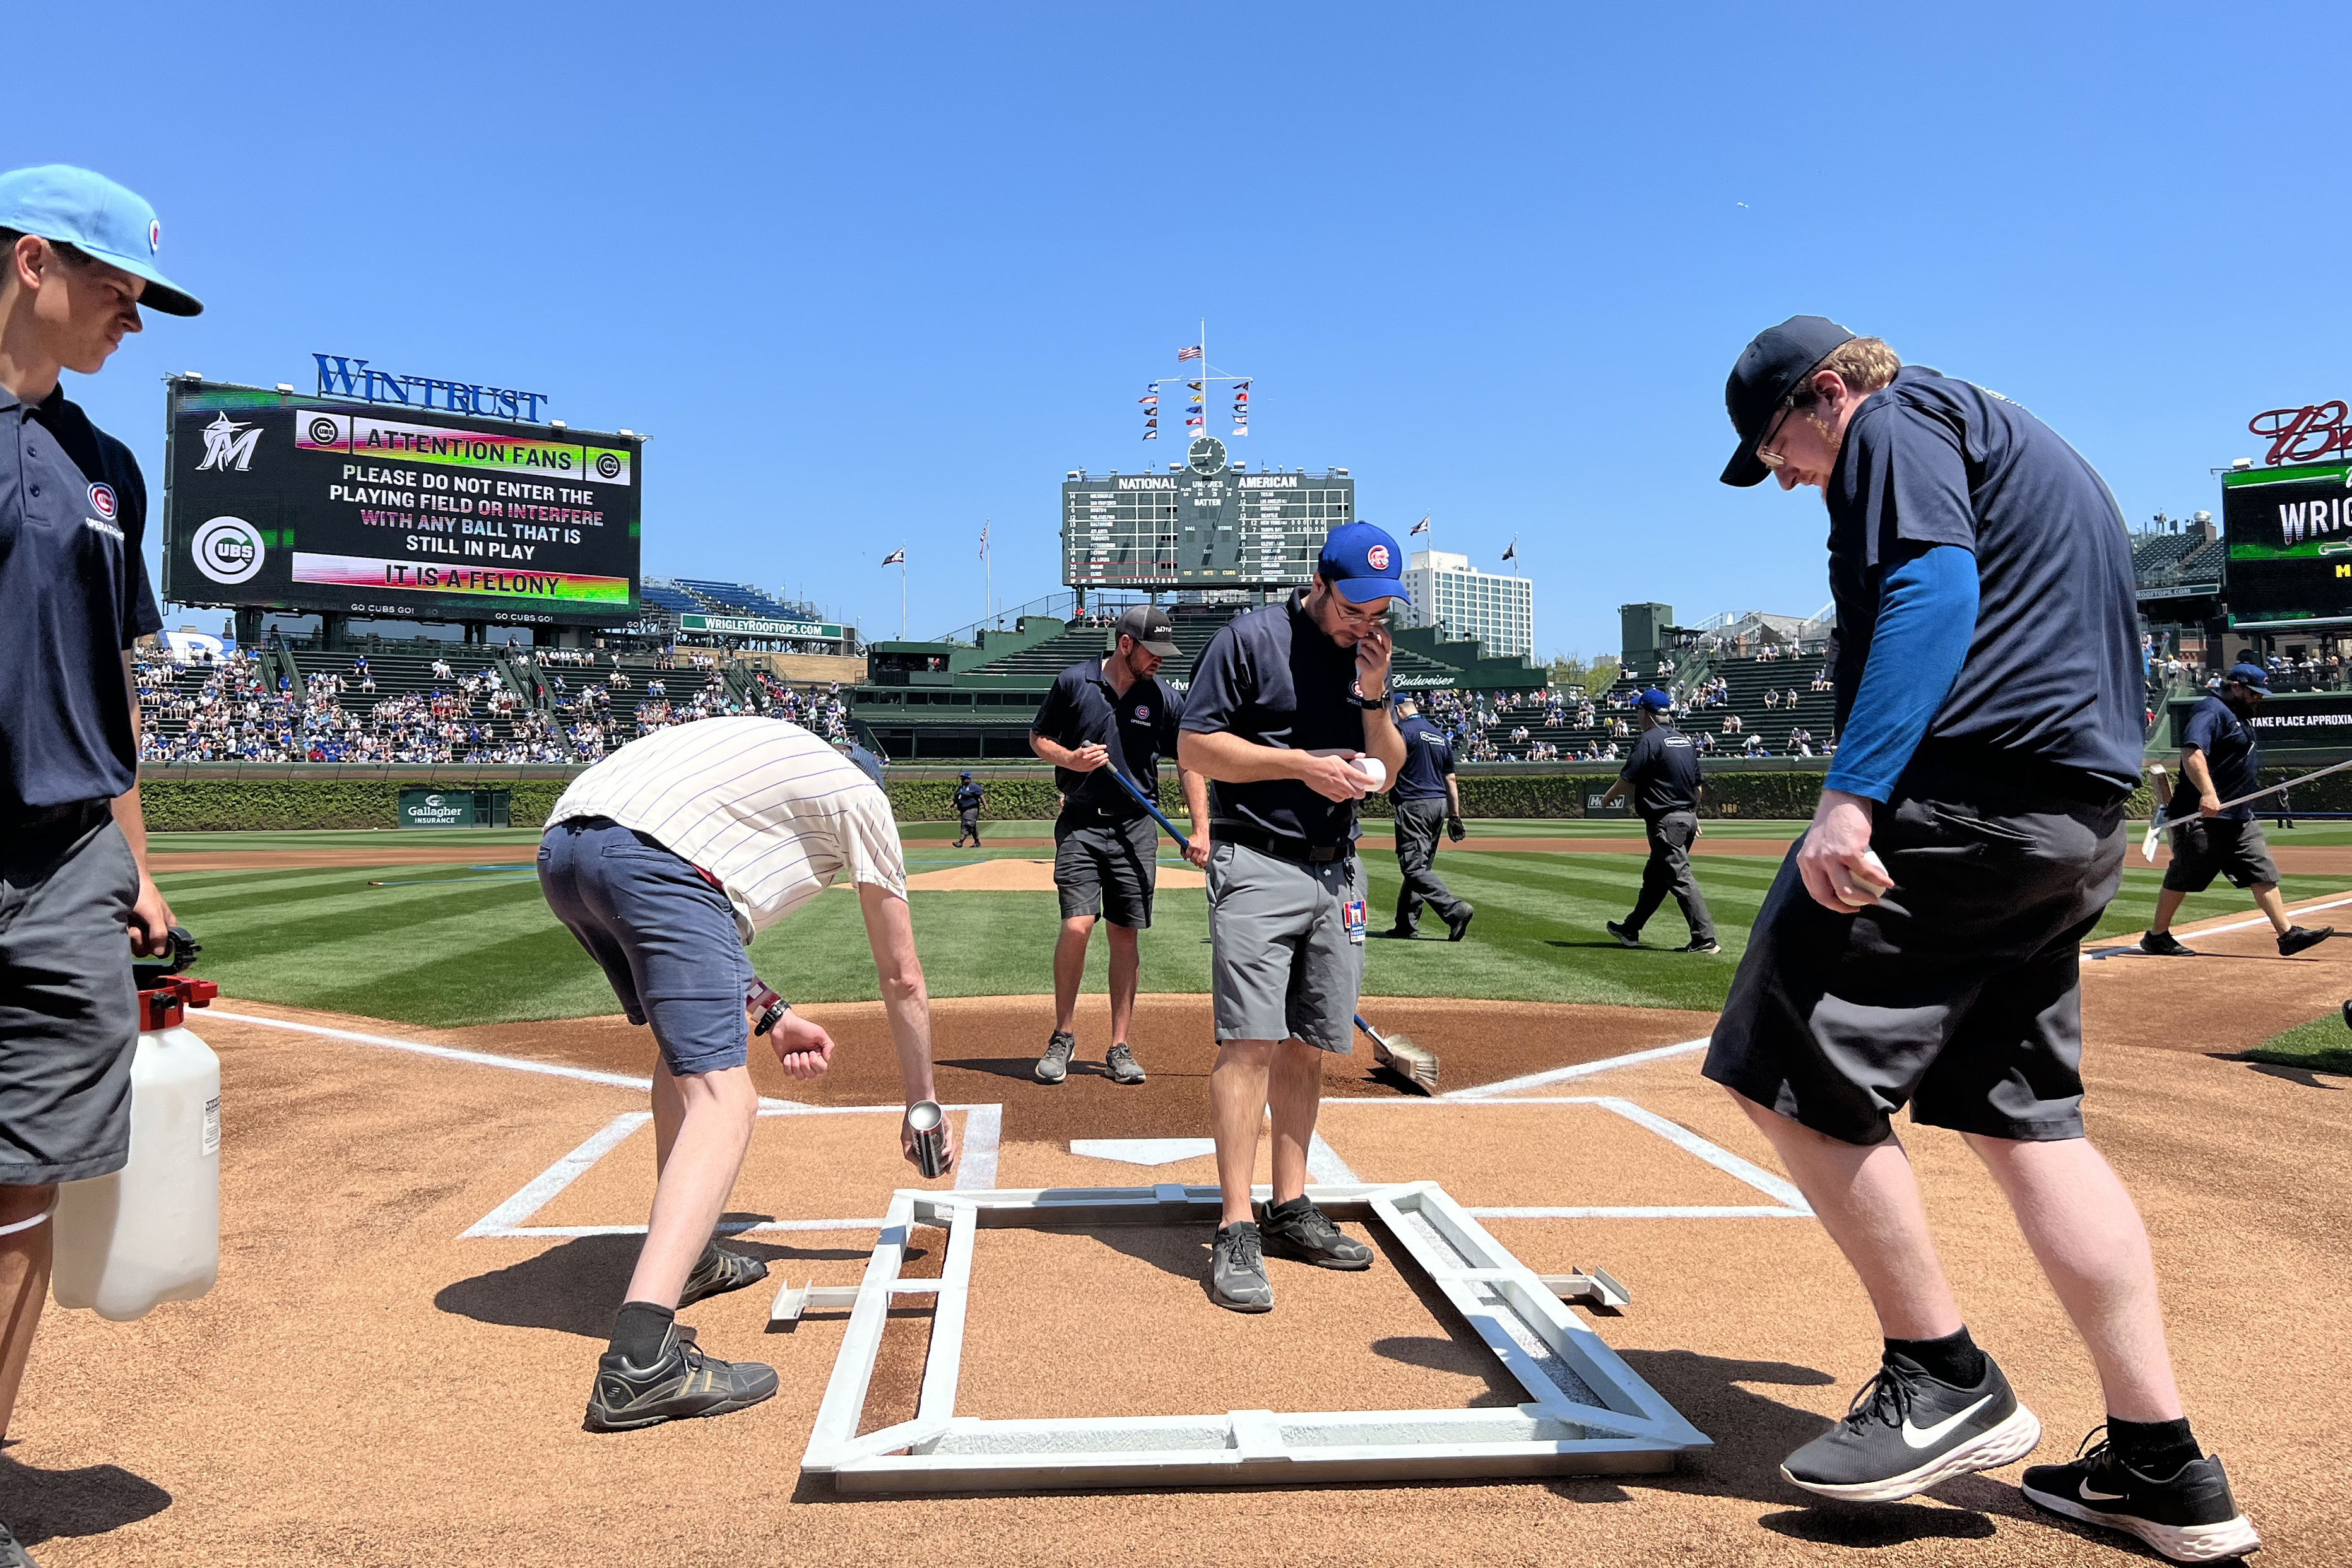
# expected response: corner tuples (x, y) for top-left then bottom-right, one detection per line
(539, 715), (953, 1433)
(1707, 317), (2257, 1562)
(2139, 664), (2331, 958)
(1178, 522), (1407, 1312)
(1026, 604), (1209, 1086)
(0, 165), (200, 1568)
(950, 772), (984, 849)
(1600, 689), (1718, 953)
(1381, 693), (1472, 941)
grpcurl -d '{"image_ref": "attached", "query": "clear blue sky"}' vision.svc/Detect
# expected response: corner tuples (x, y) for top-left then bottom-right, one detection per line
(17, 3), (2346, 659)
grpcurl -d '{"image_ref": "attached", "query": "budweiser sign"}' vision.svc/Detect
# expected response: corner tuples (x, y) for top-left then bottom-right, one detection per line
(2249, 401), (2352, 465)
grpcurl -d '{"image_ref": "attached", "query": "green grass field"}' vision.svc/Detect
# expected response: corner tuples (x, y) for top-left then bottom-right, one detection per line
(150, 823), (2352, 1030)
(2246, 1010), (2352, 1076)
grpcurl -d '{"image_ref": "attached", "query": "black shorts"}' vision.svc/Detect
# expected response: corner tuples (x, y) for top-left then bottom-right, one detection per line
(2161, 816), (2278, 893)
(1054, 811), (1157, 928)
(1705, 779), (2125, 1146)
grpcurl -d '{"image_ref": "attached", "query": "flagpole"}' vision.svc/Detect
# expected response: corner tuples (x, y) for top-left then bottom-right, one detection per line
(900, 551), (907, 640)
(984, 518), (992, 624)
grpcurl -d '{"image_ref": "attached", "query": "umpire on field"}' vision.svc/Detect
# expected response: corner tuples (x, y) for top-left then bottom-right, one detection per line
(950, 772), (984, 849)
(1381, 693), (1472, 940)
(1600, 689), (1719, 953)
(0, 166), (203, 1568)
(1704, 317), (2257, 1561)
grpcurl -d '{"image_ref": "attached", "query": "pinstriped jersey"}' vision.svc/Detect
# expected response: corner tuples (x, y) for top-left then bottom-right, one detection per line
(547, 716), (906, 941)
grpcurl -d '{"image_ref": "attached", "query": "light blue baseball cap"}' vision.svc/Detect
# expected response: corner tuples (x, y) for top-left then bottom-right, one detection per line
(0, 164), (202, 316)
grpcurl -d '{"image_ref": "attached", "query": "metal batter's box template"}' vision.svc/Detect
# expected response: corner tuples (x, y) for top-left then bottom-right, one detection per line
(796, 1181), (1710, 1494)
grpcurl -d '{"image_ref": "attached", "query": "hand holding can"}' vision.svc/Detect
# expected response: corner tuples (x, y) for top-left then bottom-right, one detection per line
(904, 1100), (955, 1177)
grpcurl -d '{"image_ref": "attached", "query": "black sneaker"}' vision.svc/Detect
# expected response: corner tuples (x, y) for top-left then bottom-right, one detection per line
(1677, 937), (1723, 955)
(1780, 1352), (2040, 1502)
(584, 1324), (778, 1432)
(2022, 1429), (2261, 1563)
(1446, 905), (1475, 942)
(2140, 930), (2197, 957)
(0, 1521), (38, 1568)
(678, 1240), (769, 1308)
(1105, 1042), (1146, 1085)
(2279, 924), (2334, 957)
(1257, 1196), (1374, 1270)
(1605, 920), (1641, 948)
(1210, 1221), (1274, 1312)
(1034, 1031), (1076, 1084)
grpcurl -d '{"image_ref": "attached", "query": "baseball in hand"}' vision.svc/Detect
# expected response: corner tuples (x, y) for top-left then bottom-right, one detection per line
(1347, 756), (1386, 791)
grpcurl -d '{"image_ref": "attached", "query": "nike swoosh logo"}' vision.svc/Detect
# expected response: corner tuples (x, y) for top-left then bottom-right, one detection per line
(2079, 1482), (2127, 1504)
(1900, 1394), (1994, 1449)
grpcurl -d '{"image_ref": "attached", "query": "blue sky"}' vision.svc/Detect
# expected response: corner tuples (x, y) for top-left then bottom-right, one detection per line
(16, 4), (2346, 659)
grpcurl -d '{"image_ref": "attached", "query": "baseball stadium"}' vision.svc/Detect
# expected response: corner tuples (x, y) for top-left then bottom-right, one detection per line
(11, 32), (2352, 1565)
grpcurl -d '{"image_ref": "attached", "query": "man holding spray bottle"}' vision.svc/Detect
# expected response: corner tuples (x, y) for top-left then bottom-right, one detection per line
(538, 715), (954, 1432)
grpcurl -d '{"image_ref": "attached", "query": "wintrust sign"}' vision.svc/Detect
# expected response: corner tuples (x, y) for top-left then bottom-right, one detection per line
(314, 354), (552, 423)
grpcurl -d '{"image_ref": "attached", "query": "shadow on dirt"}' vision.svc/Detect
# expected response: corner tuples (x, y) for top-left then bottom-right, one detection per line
(435, 1224), (877, 1338)
(0, 1440), (173, 1548)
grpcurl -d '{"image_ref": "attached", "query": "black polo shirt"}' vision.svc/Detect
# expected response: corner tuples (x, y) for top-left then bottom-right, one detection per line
(2180, 695), (2259, 822)
(1, 384), (163, 812)
(1619, 721), (1703, 819)
(1179, 591), (1365, 847)
(1391, 712), (1455, 802)
(1826, 366), (2144, 798)
(1031, 656), (1185, 819)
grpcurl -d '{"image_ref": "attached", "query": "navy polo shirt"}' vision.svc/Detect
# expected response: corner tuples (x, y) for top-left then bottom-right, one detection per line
(0, 384), (163, 811)
(2180, 695), (2259, 822)
(1031, 657), (1185, 819)
(1390, 712), (1455, 802)
(1620, 721), (1703, 818)
(1179, 590), (1366, 847)
(1826, 366), (2144, 798)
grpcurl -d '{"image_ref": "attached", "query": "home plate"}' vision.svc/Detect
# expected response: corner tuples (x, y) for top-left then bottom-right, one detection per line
(1070, 1138), (1218, 1166)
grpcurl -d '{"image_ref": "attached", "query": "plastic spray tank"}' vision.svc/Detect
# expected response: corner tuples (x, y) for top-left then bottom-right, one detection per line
(52, 970), (223, 1321)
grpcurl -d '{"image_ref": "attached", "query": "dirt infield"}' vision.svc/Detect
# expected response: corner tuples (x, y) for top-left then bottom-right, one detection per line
(11, 935), (2351, 1565)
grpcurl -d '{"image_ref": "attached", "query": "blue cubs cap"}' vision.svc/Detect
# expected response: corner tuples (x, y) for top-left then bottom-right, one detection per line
(0, 165), (202, 317)
(1636, 688), (1674, 712)
(1721, 315), (1855, 488)
(2225, 663), (2270, 691)
(1316, 521), (1407, 604)
(960, 770), (972, 779)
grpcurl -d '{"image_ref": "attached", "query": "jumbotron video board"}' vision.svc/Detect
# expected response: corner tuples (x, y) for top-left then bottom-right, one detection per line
(161, 380), (641, 627)
(1061, 436), (1353, 589)
(2221, 458), (2352, 625)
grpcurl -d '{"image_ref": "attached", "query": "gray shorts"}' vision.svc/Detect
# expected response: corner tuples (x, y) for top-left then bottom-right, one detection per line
(1055, 811), (1158, 928)
(1, 803), (141, 1185)
(1205, 839), (1365, 1053)
(2161, 816), (2278, 893)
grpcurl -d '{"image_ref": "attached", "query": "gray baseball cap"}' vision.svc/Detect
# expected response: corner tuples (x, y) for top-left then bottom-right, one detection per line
(1116, 604), (1180, 657)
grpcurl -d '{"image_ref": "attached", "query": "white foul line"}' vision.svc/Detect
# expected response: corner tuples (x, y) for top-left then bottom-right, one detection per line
(1442, 1036), (1712, 1100)
(206, 1008), (805, 1108)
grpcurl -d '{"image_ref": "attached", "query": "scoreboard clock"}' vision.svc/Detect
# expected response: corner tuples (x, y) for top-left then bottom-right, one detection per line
(1061, 439), (1354, 590)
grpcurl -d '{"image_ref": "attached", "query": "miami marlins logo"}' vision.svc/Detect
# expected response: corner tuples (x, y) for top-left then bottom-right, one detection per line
(196, 411), (263, 473)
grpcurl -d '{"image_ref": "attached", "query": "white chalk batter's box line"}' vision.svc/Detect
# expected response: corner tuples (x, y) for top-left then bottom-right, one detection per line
(461, 1103), (1004, 1239)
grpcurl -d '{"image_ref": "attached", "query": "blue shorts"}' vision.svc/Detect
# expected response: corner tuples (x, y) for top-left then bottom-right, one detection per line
(538, 817), (751, 1076)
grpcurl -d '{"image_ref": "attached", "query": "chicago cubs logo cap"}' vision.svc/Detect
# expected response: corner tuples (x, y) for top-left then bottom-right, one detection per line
(0, 164), (203, 317)
(1114, 603), (1180, 657)
(1316, 521), (1407, 604)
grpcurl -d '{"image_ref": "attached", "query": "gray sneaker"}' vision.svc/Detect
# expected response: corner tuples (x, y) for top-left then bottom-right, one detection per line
(1105, 1042), (1146, 1085)
(583, 1327), (778, 1433)
(1035, 1031), (1076, 1084)
(1210, 1221), (1274, 1312)
(0, 1521), (38, 1568)
(1258, 1196), (1374, 1270)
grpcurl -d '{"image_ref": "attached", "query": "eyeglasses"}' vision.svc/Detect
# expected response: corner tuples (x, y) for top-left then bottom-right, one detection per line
(1755, 402), (1798, 471)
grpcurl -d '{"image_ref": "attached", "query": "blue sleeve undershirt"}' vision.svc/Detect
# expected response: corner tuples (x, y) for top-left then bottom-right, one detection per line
(1823, 543), (1979, 802)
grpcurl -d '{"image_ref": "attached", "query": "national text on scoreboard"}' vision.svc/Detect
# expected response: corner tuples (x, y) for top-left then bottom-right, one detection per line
(160, 379), (641, 626)
(1061, 435), (1352, 590)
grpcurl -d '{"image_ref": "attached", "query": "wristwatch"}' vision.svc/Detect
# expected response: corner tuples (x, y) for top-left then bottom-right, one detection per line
(1349, 690), (1390, 710)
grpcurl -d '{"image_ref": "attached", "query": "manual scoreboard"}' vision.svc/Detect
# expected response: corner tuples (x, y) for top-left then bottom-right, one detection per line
(1061, 436), (1354, 590)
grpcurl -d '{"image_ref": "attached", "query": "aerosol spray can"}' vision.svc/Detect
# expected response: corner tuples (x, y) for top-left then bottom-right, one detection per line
(744, 974), (789, 1037)
(906, 1100), (948, 1179)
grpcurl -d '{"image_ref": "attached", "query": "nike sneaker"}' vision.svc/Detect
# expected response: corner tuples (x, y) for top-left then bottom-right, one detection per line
(2279, 924), (2334, 957)
(1209, 1221), (1274, 1312)
(1034, 1031), (1076, 1085)
(2023, 1429), (2261, 1563)
(1256, 1196), (1374, 1270)
(1780, 1350), (2040, 1502)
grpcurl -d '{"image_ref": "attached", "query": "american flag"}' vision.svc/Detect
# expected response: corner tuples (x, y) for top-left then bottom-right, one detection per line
(978, 521), (989, 559)
(1410, 516), (1430, 536)
(1177, 345), (1202, 361)
(880, 548), (905, 567)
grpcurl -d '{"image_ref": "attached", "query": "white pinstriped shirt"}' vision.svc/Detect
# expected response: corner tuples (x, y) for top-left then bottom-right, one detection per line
(547, 716), (905, 942)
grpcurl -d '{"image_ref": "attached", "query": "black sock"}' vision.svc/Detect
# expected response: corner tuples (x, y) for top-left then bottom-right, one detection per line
(610, 1300), (676, 1366)
(2108, 1416), (2200, 1477)
(1884, 1326), (1987, 1386)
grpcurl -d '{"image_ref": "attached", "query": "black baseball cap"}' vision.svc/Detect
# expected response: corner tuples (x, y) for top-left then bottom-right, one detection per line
(1720, 315), (1857, 488)
(1115, 604), (1180, 657)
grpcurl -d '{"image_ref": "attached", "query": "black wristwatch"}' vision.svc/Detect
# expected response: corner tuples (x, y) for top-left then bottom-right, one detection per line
(1349, 691), (1390, 710)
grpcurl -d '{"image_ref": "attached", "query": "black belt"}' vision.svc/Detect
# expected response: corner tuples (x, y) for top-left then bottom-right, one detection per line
(1217, 823), (1354, 864)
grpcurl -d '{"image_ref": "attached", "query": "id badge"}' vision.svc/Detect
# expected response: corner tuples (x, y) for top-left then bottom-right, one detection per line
(1342, 898), (1368, 946)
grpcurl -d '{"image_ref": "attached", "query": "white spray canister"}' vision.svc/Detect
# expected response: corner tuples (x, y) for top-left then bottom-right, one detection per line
(52, 978), (222, 1322)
